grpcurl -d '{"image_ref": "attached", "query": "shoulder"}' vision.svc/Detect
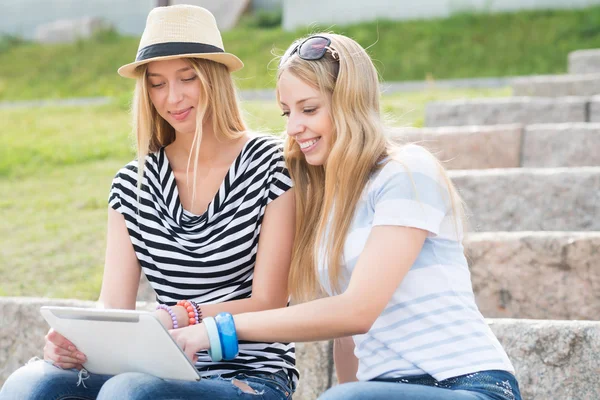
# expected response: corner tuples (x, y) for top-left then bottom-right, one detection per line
(245, 135), (292, 190)
(368, 145), (449, 208)
(113, 159), (138, 181)
(243, 133), (285, 158)
(112, 151), (162, 184)
(243, 134), (287, 168)
(116, 151), (167, 176)
(376, 144), (442, 184)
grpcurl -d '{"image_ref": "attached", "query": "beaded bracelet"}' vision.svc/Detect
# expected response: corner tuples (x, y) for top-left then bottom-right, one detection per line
(214, 312), (239, 360)
(176, 300), (199, 326)
(156, 304), (178, 329)
(189, 300), (203, 323)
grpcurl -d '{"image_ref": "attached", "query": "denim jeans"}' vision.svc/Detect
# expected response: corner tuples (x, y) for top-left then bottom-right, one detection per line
(0, 360), (293, 400)
(318, 370), (521, 400)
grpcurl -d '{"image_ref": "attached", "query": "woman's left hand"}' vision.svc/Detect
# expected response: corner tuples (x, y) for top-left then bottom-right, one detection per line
(170, 323), (210, 363)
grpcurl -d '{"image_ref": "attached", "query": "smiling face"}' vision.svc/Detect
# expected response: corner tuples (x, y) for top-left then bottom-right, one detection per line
(146, 58), (203, 135)
(278, 70), (334, 166)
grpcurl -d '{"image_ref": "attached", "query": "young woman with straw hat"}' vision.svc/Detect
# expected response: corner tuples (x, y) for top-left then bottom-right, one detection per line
(169, 33), (522, 400)
(0, 5), (296, 400)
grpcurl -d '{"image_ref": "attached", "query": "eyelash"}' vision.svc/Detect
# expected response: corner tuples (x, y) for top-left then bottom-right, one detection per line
(150, 76), (197, 88)
(280, 108), (317, 117)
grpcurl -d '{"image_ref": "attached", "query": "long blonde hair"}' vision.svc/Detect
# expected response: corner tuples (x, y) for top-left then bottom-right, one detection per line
(280, 34), (465, 302)
(130, 58), (247, 201)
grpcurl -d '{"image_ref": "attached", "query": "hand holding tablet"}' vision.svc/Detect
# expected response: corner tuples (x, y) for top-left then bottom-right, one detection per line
(40, 306), (201, 381)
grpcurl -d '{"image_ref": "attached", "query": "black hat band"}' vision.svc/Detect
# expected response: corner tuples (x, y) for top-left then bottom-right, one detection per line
(136, 42), (224, 62)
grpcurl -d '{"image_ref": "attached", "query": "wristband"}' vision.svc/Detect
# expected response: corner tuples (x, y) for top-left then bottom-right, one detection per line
(156, 304), (178, 329)
(203, 317), (223, 362)
(214, 312), (239, 360)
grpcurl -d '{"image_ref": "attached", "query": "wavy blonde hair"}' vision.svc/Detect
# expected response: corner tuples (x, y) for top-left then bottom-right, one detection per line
(279, 34), (465, 302)
(130, 58), (247, 201)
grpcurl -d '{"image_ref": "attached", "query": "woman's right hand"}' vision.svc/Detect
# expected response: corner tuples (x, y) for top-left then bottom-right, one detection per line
(43, 328), (87, 370)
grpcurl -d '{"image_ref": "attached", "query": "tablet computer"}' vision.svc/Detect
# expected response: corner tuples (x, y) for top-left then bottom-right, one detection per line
(40, 306), (201, 381)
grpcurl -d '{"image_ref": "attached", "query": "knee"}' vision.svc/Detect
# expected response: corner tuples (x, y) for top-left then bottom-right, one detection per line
(318, 382), (367, 400)
(0, 360), (68, 399)
(97, 372), (157, 400)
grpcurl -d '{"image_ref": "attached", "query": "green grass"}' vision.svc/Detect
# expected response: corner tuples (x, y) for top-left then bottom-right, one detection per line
(2, 7), (600, 100)
(0, 87), (509, 299)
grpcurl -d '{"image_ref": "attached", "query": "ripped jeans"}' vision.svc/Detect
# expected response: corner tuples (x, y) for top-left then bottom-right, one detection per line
(318, 370), (521, 400)
(0, 360), (293, 400)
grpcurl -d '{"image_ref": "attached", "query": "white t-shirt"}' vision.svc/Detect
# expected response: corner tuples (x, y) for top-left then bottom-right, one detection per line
(318, 144), (514, 382)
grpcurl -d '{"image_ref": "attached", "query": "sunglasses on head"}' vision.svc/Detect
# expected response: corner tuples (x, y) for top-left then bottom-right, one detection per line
(279, 35), (337, 67)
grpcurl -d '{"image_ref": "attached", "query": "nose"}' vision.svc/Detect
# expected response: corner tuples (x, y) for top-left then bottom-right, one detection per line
(167, 81), (184, 105)
(286, 112), (306, 137)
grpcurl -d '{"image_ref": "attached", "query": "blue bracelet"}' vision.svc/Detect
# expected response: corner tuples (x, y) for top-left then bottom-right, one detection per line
(214, 312), (239, 360)
(203, 317), (223, 362)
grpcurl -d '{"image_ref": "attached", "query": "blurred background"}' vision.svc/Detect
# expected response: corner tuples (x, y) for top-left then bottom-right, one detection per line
(2, 0), (600, 300)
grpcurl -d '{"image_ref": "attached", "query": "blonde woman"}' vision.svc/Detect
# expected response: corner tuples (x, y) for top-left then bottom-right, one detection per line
(170, 33), (522, 400)
(0, 5), (296, 400)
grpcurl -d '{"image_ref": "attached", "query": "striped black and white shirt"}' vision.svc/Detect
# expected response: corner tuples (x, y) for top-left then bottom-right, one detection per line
(108, 134), (298, 384)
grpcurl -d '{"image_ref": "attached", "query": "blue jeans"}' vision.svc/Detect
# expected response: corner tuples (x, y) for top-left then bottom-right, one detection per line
(0, 360), (293, 400)
(318, 370), (521, 400)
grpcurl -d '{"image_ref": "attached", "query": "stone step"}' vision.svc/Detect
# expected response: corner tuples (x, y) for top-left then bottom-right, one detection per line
(1, 298), (598, 400)
(465, 232), (600, 320)
(390, 125), (522, 169)
(521, 123), (600, 167)
(588, 95), (600, 123)
(450, 167), (600, 231)
(569, 48), (600, 74)
(512, 73), (600, 97)
(425, 96), (587, 126)
(488, 319), (599, 400)
(391, 123), (600, 169)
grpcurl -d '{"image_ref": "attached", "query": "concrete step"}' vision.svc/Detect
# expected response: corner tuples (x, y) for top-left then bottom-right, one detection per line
(588, 95), (600, 123)
(390, 125), (522, 169)
(488, 319), (600, 400)
(391, 123), (600, 169)
(569, 48), (600, 74)
(1, 298), (598, 400)
(425, 96), (587, 126)
(465, 232), (600, 320)
(521, 123), (600, 167)
(450, 167), (600, 231)
(512, 73), (600, 97)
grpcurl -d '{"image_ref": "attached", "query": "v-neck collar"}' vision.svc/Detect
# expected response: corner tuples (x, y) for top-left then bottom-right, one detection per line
(157, 136), (256, 229)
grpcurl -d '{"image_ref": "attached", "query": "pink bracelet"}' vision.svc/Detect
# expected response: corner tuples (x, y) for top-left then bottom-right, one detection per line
(156, 304), (178, 329)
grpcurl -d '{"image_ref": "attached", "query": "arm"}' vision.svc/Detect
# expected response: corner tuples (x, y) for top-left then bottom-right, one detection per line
(233, 225), (427, 342)
(171, 225), (428, 357)
(334, 336), (359, 383)
(98, 207), (141, 309)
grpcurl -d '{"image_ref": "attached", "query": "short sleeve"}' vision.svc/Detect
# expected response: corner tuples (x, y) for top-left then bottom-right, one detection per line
(108, 162), (138, 214)
(371, 145), (450, 236)
(108, 171), (124, 213)
(266, 142), (293, 204)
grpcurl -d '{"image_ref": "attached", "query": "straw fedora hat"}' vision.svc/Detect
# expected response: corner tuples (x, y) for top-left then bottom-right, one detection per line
(118, 4), (243, 78)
